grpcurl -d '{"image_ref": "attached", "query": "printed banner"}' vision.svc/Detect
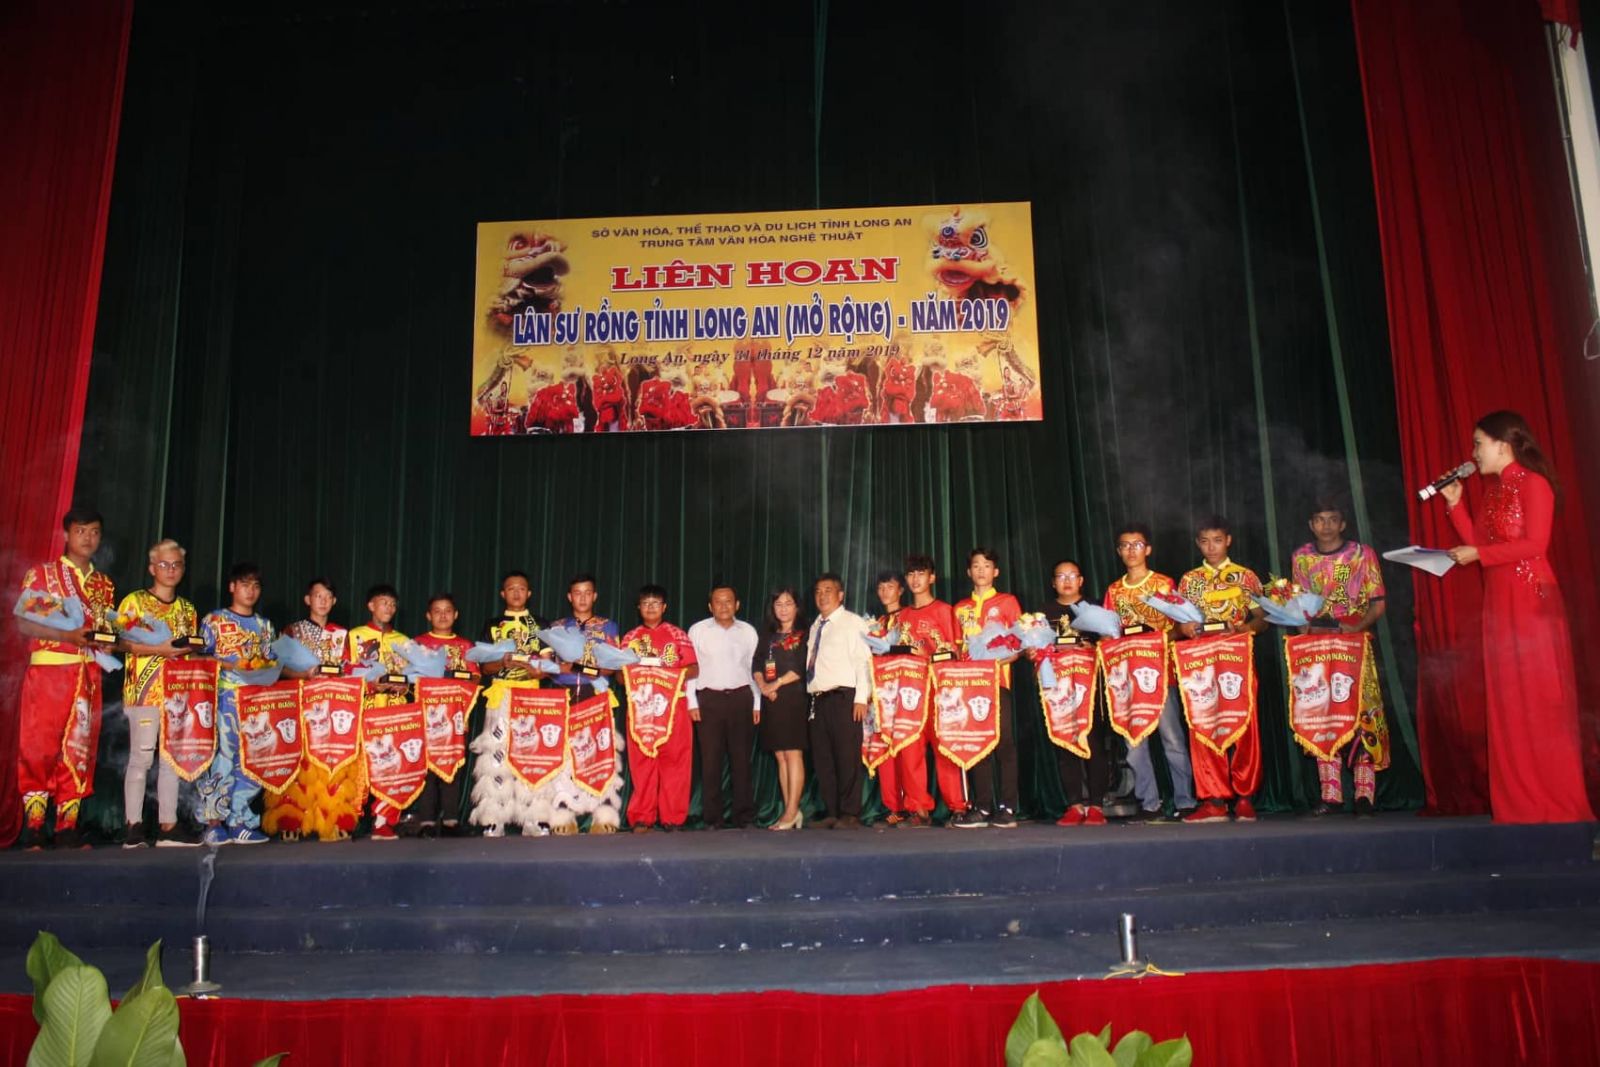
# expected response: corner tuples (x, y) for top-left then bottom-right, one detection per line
(872, 653), (931, 758)
(472, 203), (1041, 435)
(567, 694), (617, 797)
(416, 676), (478, 783)
(1037, 645), (1097, 759)
(1284, 632), (1367, 761)
(1098, 630), (1169, 746)
(60, 667), (102, 794)
(236, 681), (304, 794)
(1172, 633), (1256, 755)
(929, 660), (1001, 771)
(622, 663), (688, 758)
(506, 685), (570, 790)
(300, 676), (365, 775)
(362, 701), (429, 809)
(159, 658), (219, 780)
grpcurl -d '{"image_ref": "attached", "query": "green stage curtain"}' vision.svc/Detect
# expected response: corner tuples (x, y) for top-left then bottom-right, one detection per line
(72, 1), (1424, 833)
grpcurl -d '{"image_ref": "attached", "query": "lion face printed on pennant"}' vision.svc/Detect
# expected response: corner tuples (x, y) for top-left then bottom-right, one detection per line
(164, 694), (189, 734)
(1048, 678), (1088, 715)
(509, 714), (538, 753)
(241, 712), (278, 757)
(274, 717), (298, 745)
(875, 679), (900, 711)
(399, 737), (424, 763)
(366, 733), (402, 773)
(571, 726), (597, 763)
(1179, 665), (1219, 714)
(1330, 671), (1355, 704)
(194, 700), (213, 729)
(936, 685), (966, 729)
(1218, 671), (1244, 700)
(331, 708), (356, 735)
(304, 700), (331, 741)
(1292, 663), (1330, 714)
(1133, 665), (1161, 694)
(74, 698), (92, 736)
(1107, 660), (1133, 712)
(425, 703), (452, 743)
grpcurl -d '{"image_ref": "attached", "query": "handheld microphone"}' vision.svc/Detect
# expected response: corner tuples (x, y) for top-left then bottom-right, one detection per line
(1417, 460), (1476, 501)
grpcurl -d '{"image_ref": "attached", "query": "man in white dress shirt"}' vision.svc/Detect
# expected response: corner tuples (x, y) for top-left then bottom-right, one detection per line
(686, 586), (761, 829)
(806, 573), (872, 828)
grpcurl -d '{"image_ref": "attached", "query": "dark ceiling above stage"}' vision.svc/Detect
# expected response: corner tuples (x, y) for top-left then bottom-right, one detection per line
(76, 0), (1423, 810)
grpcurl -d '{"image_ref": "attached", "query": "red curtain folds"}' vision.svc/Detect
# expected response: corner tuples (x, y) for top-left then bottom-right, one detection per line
(0, 0), (133, 846)
(1351, 0), (1600, 814)
(1, 957), (1597, 1066)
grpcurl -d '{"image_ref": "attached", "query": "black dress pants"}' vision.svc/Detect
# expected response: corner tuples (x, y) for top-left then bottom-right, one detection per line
(809, 688), (863, 818)
(696, 687), (755, 827)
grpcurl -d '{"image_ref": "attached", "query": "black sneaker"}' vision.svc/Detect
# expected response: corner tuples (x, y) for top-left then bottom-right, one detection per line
(155, 825), (200, 848)
(1310, 801), (1343, 817)
(989, 807), (1019, 829)
(1123, 807), (1165, 824)
(122, 822), (148, 849)
(53, 827), (90, 850)
(950, 810), (989, 829)
(1353, 797), (1375, 819)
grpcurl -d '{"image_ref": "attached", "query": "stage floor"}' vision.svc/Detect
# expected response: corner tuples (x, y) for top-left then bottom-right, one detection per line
(4, 814), (1598, 999)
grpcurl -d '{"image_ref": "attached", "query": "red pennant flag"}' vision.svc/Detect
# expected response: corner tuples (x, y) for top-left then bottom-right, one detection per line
(506, 685), (569, 790)
(362, 701), (430, 809)
(1173, 632), (1256, 755)
(159, 658), (219, 780)
(1285, 632), (1368, 761)
(622, 664), (689, 758)
(567, 694), (617, 797)
(236, 681), (305, 794)
(1037, 644), (1097, 759)
(416, 676), (478, 783)
(929, 660), (1001, 771)
(300, 676), (364, 776)
(1098, 630), (1169, 745)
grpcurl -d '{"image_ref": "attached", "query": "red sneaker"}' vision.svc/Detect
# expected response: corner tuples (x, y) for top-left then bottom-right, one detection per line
(1183, 801), (1230, 824)
(1083, 807), (1107, 825)
(1055, 806), (1087, 827)
(1232, 798), (1257, 822)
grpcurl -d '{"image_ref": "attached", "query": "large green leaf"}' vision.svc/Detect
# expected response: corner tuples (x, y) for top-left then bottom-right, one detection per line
(1112, 1030), (1152, 1067)
(249, 1057), (288, 1067)
(1020, 1039), (1071, 1067)
(1067, 1033), (1118, 1067)
(1097, 1024), (1112, 1047)
(1133, 1037), (1194, 1067)
(89, 988), (180, 1067)
(1005, 993), (1066, 1067)
(26, 933), (86, 1026)
(28, 965), (112, 1067)
(120, 943), (166, 1007)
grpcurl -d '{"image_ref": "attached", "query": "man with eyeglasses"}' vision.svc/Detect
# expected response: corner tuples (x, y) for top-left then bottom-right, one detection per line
(1102, 524), (1197, 823)
(115, 539), (202, 847)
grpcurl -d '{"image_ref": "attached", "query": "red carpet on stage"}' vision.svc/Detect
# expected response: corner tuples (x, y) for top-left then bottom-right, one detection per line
(2, 957), (1597, 1066)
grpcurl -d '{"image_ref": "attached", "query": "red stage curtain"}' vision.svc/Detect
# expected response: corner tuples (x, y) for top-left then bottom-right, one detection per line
(1351, 0), (1600, 815)
(0, 0), (131, 846)
(2, 957), (1597, 1066)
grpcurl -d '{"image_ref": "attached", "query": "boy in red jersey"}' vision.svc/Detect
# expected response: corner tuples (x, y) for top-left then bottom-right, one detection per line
(13, 507), (116, 849)
(951, 547), (1022, 828)
(879, 556), (953, 827)
(1102, 524), (1196, 821)
(409, 592), (477, 835)
(619, 584), (699, 831)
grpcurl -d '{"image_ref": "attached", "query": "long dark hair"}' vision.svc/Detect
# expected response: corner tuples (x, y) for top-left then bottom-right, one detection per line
(763, 586), (806, 633)
(1477, 410), (1562, 504)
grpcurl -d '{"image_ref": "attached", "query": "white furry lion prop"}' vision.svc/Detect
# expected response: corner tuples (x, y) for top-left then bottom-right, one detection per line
(469, 687), (624, 836)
